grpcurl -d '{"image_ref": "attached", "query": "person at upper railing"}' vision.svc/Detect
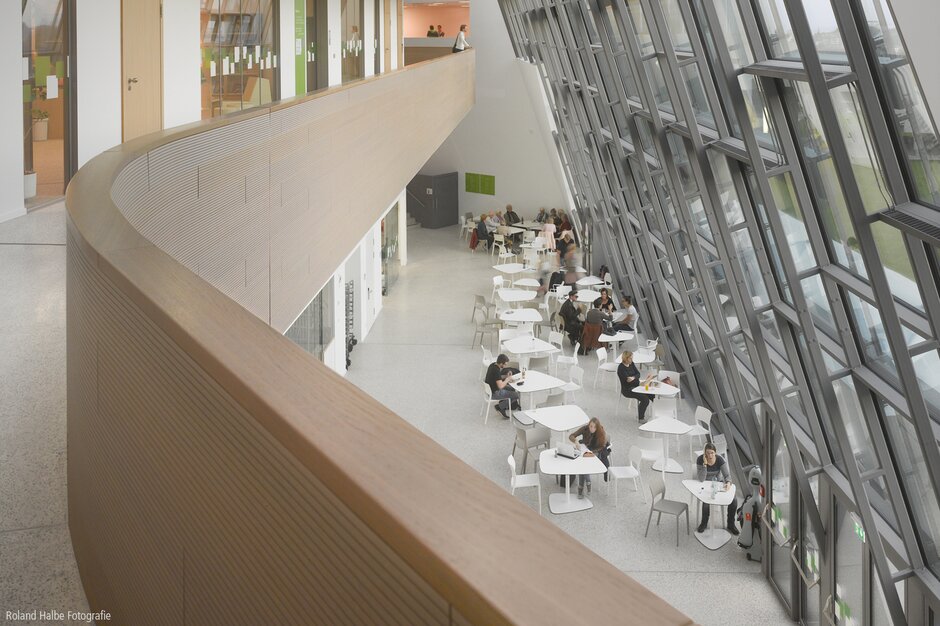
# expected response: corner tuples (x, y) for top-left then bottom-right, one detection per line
(427, 25), (439, 37)
(453, 24), (471, 52)
(437, 25), (445, 37)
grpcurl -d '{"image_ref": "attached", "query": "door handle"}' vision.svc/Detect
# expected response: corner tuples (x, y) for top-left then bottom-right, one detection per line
(127, 77), (139, 91)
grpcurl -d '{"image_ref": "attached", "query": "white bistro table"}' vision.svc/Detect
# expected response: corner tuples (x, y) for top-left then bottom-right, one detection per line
(500, 308), (543, 324)
(513, 277), (541, 289)
(539, 448), (607, 514)
(498, 225), (525, 237)
(497, 288), (538, 304)
(524, 405), (589, 444)
(493, 263), (536, 275)
(638, 414), (689, 474)
(516, 221), (545, 231)
(509, 370), (566, 409)
(683, 480), (738, 550)
(632, 349), (656, 364)
(502, 335), (558, 356)
(576, 275), (605, 286)
(599, 330), (635, 356)
(576, 289), (601, 303)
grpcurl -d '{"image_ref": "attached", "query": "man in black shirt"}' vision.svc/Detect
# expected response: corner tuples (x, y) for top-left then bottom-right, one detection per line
(558, 290), (583, 346)
(484, 354), (521, 418)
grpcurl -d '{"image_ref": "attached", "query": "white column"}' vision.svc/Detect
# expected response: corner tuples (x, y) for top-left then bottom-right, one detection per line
(76, 0), (122, 167)
(162, 0), (201, 128)
(0, 0), (25, 223)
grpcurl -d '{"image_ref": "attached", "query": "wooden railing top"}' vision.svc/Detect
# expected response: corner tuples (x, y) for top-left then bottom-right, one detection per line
(66, 52), (693, 625)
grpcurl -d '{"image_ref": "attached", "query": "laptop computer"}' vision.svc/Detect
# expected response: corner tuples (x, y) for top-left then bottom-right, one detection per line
(556, 443), (581, 459)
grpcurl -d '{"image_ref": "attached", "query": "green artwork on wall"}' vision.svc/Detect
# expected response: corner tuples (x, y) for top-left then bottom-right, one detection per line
(34, 56), (51, 89)
(465, 172), (495, 196)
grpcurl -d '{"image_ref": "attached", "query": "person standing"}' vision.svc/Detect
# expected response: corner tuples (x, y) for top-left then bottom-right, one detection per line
(427, 25), (439, 37)
(569, 417), (608, 499)
(453, 24), (471, 52)
(617, 351), (654, 421)
(695, 443), (739, 535)
(437, 25), (445, 37)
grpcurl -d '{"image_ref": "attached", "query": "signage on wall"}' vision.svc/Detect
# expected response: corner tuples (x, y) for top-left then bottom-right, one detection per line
(465, 172), (496, 196)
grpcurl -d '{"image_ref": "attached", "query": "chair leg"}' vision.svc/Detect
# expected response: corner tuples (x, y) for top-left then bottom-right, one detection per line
(676, 517), (680, 547)
(484, 403), (490, 425)
(537, 485), (542, 516)
(645, 506), (654, 537)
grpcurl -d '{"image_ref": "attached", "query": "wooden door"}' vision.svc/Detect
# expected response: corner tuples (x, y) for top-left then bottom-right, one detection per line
(122, 0), (163, 141)
(383, 0), (391, 71)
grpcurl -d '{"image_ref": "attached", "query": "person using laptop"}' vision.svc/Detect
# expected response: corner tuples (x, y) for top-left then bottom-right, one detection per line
(484, 353), (521, 418)
(568, 417), (608, 499)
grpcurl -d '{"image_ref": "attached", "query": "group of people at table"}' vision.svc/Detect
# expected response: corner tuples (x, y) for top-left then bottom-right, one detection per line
(478, 215), (740, 539)
(472, 205), (574, 252)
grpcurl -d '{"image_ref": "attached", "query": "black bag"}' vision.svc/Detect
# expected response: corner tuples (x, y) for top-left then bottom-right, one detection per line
(601, 318), (615, 335)
(452, 36), (460, 53)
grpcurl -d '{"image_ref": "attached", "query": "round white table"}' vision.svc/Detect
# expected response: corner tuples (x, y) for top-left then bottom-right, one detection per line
(576, 275), (604, 286)
(497, 288), (538, 303)
(683, 480), (737, 550)
(638, 415), (690, 474)
(524, 405), (589, 444)
(493, 263), (535, 275)
(539, 448), (608, 514)
(509, 370), (566, 409)
(599, 330), (635, 357)
(500, 308), (543, 323)
(576, 289), (601, 303)
(513, 277), (541, 289)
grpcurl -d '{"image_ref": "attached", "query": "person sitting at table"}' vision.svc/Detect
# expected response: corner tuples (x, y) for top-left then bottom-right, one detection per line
(614, 296), (638, 332)
(569, 417), (608, 499)
(495, 210), (506, 225)
(556, 230), (573, 259)
(504, 204), (521, 225)
(696, 442), (739, 535)
(559, 210), (572, 233)
(559, 290), (583, 346)
(476, 214), (492, 249)
(618, 351), (655, 422)
(581, 302), (610, 352)
(535, 207), (548, 223)
(484, 353), (522, 419)
(593, 288), (616, 314)
(484, 211), (500, 236)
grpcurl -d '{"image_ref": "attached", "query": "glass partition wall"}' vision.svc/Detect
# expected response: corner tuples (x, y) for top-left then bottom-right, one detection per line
(498, 0), (940, 622)
(341, 0), (365, 82)
(22, 0), (72, 206)
(200, 0), (279, 119)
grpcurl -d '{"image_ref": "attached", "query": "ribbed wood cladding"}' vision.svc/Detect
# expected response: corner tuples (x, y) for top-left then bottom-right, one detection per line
(66, 53), (694, 625)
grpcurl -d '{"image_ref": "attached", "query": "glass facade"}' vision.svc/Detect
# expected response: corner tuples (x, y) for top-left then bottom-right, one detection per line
(498, 0), (940, 622)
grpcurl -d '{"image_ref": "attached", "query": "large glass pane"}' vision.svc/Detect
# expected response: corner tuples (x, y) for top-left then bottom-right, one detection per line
(285, 281), (334, 361)
(681, 63), (715, 128)
(737, 74), (781, 153)
(23, 0), (71, 205)
(800, 273), (835, 336)
(710, 0), (753, 69)
(835, 506), (865, 625)
(755, 0), (799, 60)
(769, 173), (815, 272)
(783, 81), (867, 278)
(731, 228), (769, 306)
(341, 0), (364, 82)
(660, 0), (691, 54)
(645, 57), (675, 117)
(911, 349), (940, 417)
(859, 0), (940, 207)
(881, 401), (940, 575)
(769, 433), (793, 606)
(707, 151), (744, 226)
(870, 222), (923, 310)
(845, 291), (898, 380)
(831, 84), (892, 215)
(626, 0), (655, 56)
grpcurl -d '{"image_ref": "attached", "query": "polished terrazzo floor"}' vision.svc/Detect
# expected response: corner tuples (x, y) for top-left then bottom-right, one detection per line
(0, 202), (89, 622)
(345, 223), (794, 626)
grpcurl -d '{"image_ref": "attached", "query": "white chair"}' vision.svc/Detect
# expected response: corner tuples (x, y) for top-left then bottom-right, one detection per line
(560, 365), (583, 403)
(644, 474), (690, 547)
(686, 406), (712, 450)
(512, 422), (551, 473)
(480, 345), (494, 380)
(481, 383), (505, 425)
(607, 445), (645, 505)
(555, 341), (580, 376)
(555, 284), (572, 300)
(593, 348), (619, 389)
(652, 395), (680, 421)
(495, 240), (516, 263)
(491, 275), (508, 301)
(508, 455), (542, 515)
(659, 369), (681, 399)
(471, 294), (487, 322)
(603, 272), (613, 289)
(471, 308), (499, 349)
(637, 435), (663, 466)
(526, 355), (551, 372)
(523, 230), (535, 243)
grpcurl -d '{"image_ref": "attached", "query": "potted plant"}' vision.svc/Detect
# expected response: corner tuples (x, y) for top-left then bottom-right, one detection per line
(24, 169), (37, 199)
(31, 109), (49, 141)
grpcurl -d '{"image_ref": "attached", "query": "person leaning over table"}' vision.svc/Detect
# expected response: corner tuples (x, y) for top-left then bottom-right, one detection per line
(617, 351), (655, 422)
(484, 354), (522, 419)
(569, 417), (608, 499)
(695, 442), (740, 535)
(559, 289), (583, 346)
(593, 288), (617, 314)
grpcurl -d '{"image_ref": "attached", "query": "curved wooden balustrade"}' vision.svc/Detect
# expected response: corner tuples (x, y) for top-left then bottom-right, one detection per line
(65, 51), (693, 625)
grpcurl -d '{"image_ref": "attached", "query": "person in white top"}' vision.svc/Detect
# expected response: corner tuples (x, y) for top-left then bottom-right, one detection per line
(454, 24), (471, 52)
(614, 296), (638, 332)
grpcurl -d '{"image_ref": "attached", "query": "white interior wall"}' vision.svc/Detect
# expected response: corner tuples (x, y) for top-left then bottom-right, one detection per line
(889, 0), (940, 134)
(162, 0), (201, 128)
(0, 1), (25, 223)
(76, 0), (122, 168)
(279, 0), (297, 99)
(418, 1), (568, 221)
